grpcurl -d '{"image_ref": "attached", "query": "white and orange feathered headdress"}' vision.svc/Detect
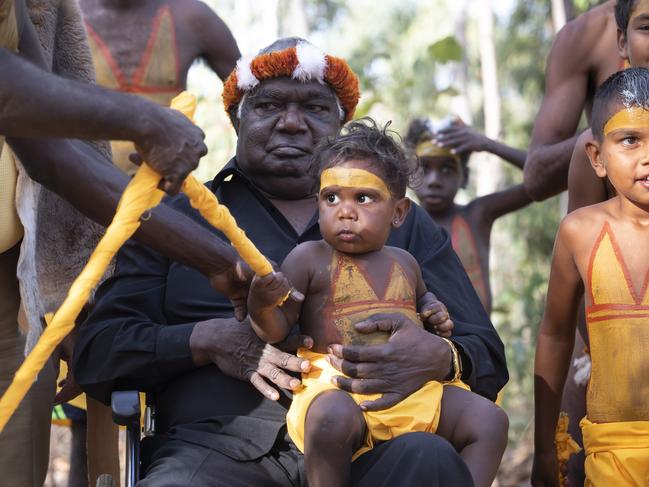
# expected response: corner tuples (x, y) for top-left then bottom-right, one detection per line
(223, 40), (360, 123)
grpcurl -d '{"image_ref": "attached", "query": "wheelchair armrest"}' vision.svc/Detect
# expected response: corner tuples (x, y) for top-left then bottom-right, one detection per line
(111, 391), (140, 428)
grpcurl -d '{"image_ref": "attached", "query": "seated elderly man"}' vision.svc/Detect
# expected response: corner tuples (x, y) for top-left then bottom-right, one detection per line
(74, 38), (508, 486)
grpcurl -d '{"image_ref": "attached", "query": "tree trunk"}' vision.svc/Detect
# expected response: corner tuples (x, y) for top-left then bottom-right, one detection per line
(552, 0), (568, 33)
(279, 0), (309, 38)
(452, 0), (472, 125)
(476, 0), (502, 196)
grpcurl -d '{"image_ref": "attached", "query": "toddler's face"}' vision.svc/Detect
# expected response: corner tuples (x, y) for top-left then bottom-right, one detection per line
(318, 159), (406, 254)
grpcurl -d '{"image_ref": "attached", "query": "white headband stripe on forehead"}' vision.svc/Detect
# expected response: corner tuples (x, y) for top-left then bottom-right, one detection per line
(235, 43), (344, 120)
(236, 41), (327, 91)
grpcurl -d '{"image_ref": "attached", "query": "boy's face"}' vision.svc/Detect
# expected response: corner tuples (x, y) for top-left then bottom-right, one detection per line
(586, 105), (649, 207)
(318, 159), (410, 254)
(618, 0), (649, 68)
(413, 156), (464, 215)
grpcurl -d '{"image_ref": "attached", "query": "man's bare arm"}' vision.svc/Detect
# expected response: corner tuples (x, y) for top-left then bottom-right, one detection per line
(186, 0), (240, 81)
(2, 1), (206, 194)
(524, 22), (592, 201)
(8, 136), (251, 318)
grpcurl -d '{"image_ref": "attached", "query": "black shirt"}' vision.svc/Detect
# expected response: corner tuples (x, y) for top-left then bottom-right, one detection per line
(74, 159), (508, 461)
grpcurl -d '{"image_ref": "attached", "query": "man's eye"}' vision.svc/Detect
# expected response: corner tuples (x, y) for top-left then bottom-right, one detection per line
(357, 194), (375, 204)
(326, 193), (339, 203)
(257, 102), (279, 111)
(307, 104), (326, 113)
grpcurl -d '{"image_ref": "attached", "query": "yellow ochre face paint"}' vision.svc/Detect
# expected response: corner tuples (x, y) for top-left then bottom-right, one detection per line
(320, 167), (391, 200)
(631, 0), (649, 20)
(415, 140), (460, 162)
(603, 106), (649, 136)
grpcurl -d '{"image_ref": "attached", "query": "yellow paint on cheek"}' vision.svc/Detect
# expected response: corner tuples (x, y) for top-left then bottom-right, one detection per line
(320, 167), (391, 200)
(603, 106), (649, 136)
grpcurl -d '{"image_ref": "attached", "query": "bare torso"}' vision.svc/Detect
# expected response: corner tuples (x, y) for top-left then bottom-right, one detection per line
(79, 0), (238, 86)
(286, 241), (422, 353)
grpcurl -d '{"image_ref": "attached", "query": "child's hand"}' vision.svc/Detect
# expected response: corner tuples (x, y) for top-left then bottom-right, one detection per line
(249, 272), (302, 310)
(418, 292), (453, 338)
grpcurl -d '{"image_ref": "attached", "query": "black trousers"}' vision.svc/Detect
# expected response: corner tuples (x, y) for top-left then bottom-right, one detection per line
(138, 431), (474, 487)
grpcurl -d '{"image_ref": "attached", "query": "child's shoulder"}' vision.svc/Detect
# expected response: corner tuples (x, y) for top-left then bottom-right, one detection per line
(285, 240), (332, 265)
(383, 245), (420, 269)
(558, 201), (612, 243)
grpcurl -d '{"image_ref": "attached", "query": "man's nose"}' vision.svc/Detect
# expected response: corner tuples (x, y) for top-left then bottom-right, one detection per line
(277, 104), (307, 133)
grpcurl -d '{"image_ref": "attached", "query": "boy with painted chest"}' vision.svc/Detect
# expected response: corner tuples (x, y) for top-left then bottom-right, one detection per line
(533, 68), (649, 487)
(247, 120), (508, 487)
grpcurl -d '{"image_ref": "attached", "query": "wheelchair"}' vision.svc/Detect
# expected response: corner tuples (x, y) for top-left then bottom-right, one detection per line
(103, 391), (153, 487)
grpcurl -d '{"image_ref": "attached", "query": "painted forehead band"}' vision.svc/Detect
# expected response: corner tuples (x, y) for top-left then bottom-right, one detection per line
(222, 41), (360, 123)
(603, 106), (649, 135)
(320, 167), (391, 200)
(415, 140), (460, 163)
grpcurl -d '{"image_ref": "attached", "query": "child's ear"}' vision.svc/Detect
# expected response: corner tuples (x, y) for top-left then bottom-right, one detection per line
(391, 197), (411, 228)
(585, 137), (607, 178)
(617, 27), (630, 65)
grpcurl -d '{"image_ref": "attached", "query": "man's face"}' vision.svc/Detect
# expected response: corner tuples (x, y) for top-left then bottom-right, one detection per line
(619, 0), (649, 68)
(234, 77), (343, 199)
(413, 156), (464, 215)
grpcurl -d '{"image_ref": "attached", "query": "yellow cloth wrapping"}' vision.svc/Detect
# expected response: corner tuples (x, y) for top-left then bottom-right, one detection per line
(581, 417), (649, 486)
(0, 91), (272, 432)
(555, 412), (582, 486)
(287, 349), (444, 460)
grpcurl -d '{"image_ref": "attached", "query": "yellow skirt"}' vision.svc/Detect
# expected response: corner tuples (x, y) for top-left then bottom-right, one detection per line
(287, 349), (444, 460)
(581, 417), (649, 486)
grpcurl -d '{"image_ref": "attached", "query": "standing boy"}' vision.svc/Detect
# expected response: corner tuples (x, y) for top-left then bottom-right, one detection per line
(533, 67), (649, 486)
(407, 118), (531, 314)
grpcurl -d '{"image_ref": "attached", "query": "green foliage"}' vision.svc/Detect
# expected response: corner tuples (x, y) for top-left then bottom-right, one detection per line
(427, 36), (463, 64)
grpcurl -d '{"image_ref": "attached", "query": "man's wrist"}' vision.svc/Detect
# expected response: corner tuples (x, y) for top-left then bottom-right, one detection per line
(440, 337), (462, 382)
(189, 320), (213, 366)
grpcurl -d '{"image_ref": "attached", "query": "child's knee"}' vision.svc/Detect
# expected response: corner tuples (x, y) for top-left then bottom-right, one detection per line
(470, 400), (509, 448)
(304, 390), (364, 445)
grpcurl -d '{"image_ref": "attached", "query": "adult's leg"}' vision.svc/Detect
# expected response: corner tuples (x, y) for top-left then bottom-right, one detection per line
(436, 386), (508, 487)
(86, 396), (120, 486)
(68, 413), (89, 487)
(139, 437), (300, 487)
(0, 243), (56, 487)
(351, 432), (474, 487)
(304, 390), (366, 487)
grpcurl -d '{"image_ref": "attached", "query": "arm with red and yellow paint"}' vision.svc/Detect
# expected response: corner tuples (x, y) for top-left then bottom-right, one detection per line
(532, 215), (584, 487)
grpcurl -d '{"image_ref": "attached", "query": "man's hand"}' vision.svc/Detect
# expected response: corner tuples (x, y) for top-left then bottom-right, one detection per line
(190, 318), (312, 400)
(418, 292), (453, 338)
(531, 449), (563, 487)
(327, 313), (452, 411)
(435, 121), (489, 155)
(131, 108), (207, 195)
(208, 259), (253, 321)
